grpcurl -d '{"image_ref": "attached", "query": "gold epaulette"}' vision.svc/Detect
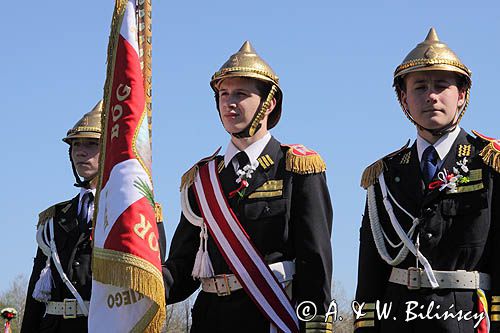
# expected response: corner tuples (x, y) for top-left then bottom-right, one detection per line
(180, 147), (221, 191)
(282, 144), (326, 175)
(37, 199), (73, 226)
(360, 140), (410, 189)
(154, 203), (163, 223)
(38, 206), (55, 226)
(472, 130), (500, 173)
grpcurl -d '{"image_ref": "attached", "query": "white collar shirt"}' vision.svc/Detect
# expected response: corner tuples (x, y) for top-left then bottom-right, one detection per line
(224, 132), (272, 172)
(416, 125), (461, 170)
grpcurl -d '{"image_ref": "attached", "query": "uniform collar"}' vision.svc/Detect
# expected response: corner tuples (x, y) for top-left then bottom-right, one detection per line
(224, 132), (272, 169)
(417, 125), (461, 163)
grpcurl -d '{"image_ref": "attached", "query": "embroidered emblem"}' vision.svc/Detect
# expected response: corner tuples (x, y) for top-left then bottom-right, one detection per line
(248, 180), (283, 199)
(257, 154), (274, 170)
(424, 46), (437, 59)
(217, 160), (224, 173)
(61, 202), (72, 214)
(455, 183), (484, 193)
(400, 151), (411, 164)
(458, 144), (471, 157)
(248, 190), (282, 199)
(255, 180), (283, 192)
(283, 144), (326, 174)
(468, 169), (482, 182)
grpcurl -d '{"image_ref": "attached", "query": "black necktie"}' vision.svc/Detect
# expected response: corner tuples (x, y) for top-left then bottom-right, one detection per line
(421, 145), (438, 183)
(78, 192), (94, 232)
(234, 151), (250, 173)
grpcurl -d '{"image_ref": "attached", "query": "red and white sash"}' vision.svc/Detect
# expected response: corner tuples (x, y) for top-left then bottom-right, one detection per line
(193, 160), (299, 333)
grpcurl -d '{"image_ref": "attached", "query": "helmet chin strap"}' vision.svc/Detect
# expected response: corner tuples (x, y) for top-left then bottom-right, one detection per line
(229, 84), (277, 139)
(409, 102), (465, 138)
(231, 123), (261, 139)
(419, 121), (457, 137)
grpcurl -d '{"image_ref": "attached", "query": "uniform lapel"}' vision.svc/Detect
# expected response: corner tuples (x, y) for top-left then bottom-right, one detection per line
(422, 129), (468, 205)
(244, 137), (281, 197)
(56, 195), (79, 233)
(385, 144), (423, 216)
(219, 156), (238, 197)
(53, 195), (79, 252)
(436, 129), (468, 176)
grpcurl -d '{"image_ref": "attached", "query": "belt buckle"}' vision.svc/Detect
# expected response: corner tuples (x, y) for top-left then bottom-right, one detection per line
(407, 267), (422, 290)
(214, 274), (231, 296)
(63, 299), (77, 319)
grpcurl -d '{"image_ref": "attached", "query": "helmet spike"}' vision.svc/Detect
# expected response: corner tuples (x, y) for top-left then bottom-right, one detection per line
(239, 40), (256, 54)
(425, 27), (440, 42)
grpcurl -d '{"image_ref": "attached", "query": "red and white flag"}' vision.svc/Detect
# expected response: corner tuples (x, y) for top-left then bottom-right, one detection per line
(89, 0), (165, 331)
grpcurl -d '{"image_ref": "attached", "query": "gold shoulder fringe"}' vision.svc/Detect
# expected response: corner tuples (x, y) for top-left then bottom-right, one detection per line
(180, 147), (222, 191)
(360, 160), (386, 189)
(154, 203), (163, 223)
(473, 130), (500, 173)
(360, 139), (410, 189)
(284, 146), (326, 175)
(180, 164), (199, 191)
(38, 206), (56, 226)
(479, 143), (500, 173)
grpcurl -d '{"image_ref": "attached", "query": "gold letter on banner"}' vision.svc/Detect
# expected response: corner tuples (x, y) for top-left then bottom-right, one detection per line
(134, 214), (152, 239)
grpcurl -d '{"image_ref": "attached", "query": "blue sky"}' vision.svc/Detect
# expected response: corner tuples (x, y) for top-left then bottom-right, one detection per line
(2, 0), (499, 301)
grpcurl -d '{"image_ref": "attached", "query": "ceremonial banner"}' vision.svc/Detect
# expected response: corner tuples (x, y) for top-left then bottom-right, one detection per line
(89, 0), (165, 331)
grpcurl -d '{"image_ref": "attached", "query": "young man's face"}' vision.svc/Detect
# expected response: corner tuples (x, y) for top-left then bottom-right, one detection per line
(401, 70), (466, 130)
(71, 138), (100, 181)
(217, 77), (267, 134)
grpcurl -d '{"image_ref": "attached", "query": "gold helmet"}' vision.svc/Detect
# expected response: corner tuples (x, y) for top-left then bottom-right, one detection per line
(211, 41), (283, 137)
(64, 100), (103, 188)
(63, 100), (103, 144)
(393, 28), (472, 131)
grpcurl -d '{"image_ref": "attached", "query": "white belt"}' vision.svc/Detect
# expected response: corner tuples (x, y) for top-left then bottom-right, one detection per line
(201, 260), (295, 296)
(45, 299), (90, 319)
(389, 267), (491, 290)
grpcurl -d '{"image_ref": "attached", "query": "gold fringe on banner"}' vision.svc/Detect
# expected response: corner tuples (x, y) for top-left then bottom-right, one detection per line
(479, 142), (500, 173)
(360, 159), (385, 189)
(285, 149), (326, 175)
(93, 248), (166, 333)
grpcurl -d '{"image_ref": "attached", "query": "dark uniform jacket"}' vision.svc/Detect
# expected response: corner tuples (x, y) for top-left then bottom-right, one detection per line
(22, 195), (91, 333)
(21, 195), (168, 333)
(355, 129), (500, 333)
(163, 136), (333, 333)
